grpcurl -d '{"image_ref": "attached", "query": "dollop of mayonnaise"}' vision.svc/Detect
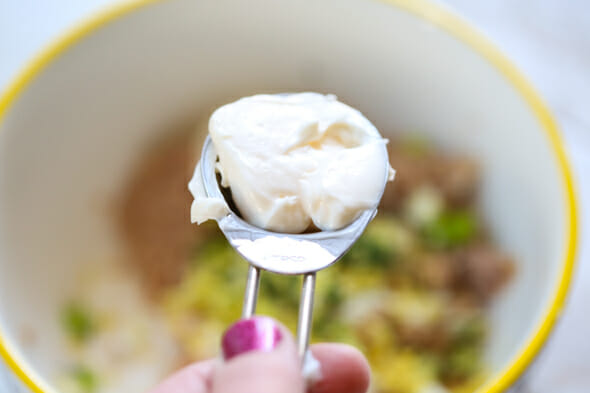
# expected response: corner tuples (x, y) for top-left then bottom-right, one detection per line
(189, 93), (394, 233)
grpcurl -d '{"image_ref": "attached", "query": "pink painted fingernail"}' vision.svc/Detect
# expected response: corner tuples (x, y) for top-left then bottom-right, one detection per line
(221, 316), (282, 360)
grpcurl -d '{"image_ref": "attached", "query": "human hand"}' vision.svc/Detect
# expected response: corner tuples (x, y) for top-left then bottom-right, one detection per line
(148, 317), (370, 393)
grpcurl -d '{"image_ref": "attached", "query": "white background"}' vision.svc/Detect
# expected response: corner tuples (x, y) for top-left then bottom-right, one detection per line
(1, 1), (588, 392)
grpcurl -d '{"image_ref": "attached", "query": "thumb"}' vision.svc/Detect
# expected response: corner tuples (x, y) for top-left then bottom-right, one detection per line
(212, 316), (304, 393)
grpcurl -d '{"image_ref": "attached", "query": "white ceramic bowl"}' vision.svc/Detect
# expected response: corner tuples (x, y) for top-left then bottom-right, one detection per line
(0, 0), (577, 392)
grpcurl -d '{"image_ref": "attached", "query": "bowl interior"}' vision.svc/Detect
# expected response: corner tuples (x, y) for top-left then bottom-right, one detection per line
(0, 0), (569, 391)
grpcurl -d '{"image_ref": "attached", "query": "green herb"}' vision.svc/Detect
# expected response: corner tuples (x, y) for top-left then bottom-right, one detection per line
(440, 345), (481, 382)
(342, 218), (409, 268)
(348, 236), (393, 268)
(61, 303), (95, 343)
(70, 365), (98, 393)
(324, 283), (344, 309)
(260, 272), (300, 310)
(423, 210), (477, 249)
(452, 316), (487, 347)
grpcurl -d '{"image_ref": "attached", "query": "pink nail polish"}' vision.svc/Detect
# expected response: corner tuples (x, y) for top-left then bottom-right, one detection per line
(222, 316), (282, 360)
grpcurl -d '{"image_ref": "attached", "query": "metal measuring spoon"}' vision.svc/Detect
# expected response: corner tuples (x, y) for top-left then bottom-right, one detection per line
(199, 136), (389, 358)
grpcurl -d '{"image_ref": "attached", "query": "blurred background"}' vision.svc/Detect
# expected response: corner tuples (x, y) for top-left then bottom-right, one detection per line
(0, 1), (588, 392)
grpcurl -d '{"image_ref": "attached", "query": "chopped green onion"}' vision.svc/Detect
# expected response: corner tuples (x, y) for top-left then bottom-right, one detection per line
(70, 365), (98, 393)
(423, 210), (477, 249)
(453, 316), (487, 347)
(61, 303), (95, 343)
(260, 272), (300, 310)
(440, 345), (481, 382)
(324, 283), (344, 309)
(343, 218), (411, 268)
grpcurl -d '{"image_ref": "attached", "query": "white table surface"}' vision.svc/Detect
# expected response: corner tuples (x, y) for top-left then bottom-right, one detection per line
(1, 1), (589, 392)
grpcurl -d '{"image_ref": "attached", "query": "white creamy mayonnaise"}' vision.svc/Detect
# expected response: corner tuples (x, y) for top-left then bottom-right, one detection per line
(189, 92), (394, 233)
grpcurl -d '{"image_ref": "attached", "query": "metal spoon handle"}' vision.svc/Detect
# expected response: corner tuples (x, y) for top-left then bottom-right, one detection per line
(242, 265), (261, 318)
(241, 266), (315, 359)
(296, 273), (316, 358)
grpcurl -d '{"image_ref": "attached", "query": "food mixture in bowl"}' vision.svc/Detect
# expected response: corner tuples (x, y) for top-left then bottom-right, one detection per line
(58, 130), (513, 393)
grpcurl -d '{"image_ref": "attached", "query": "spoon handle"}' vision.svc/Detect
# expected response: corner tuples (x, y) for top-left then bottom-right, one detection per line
(240, 265), (316, 359)
(242, 265), (261, 318)
(296, 273), (316, 358)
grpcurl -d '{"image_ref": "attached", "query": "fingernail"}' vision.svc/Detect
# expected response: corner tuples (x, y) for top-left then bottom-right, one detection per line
(221, 316), (282, 360)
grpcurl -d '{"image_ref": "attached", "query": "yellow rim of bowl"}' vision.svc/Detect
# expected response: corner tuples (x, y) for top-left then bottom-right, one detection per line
(0, 0), (578, 392)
